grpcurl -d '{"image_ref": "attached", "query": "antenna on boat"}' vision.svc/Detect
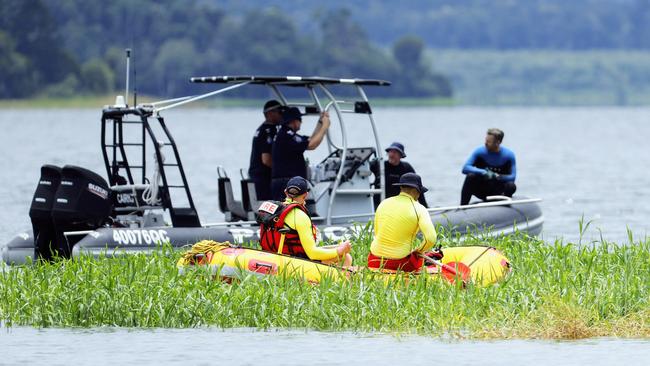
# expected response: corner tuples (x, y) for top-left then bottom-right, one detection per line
(125, 49), (131, 106)
(132, 48), (138, 106)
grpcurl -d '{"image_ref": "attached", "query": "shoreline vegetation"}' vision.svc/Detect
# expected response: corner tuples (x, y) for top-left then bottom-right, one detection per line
(432, 50), (650, 106)
(1, 229), (648, 339)
(0, 96), (457, 109)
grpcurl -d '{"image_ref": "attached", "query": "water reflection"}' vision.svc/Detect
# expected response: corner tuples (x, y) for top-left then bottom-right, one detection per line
(1, 327), (648, 366)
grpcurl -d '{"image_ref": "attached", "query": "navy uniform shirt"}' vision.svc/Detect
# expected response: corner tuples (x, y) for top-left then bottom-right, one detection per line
(272, 125), (310, 178)
(248, 122), (277, 177)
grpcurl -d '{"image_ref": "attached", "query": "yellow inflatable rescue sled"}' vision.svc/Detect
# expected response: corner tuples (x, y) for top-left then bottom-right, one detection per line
(177, 240), (511, 287)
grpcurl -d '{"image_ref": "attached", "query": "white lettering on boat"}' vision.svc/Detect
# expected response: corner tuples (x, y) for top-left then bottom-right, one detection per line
(112, 229), (169, 246)
(87, 183), (108, 199)
(116, 193), (135, 204)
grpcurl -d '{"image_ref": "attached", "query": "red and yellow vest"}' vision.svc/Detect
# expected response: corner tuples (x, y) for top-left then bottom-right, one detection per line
(256, 200), (317, 259)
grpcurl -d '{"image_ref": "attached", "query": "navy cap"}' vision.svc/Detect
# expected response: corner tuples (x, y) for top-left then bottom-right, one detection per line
(282, 107), (302, 124)
(393, 172), (428, 193)
(285, 176), (310, 196)
(385, 142), (406, 158)
(263, 100), (283, 113)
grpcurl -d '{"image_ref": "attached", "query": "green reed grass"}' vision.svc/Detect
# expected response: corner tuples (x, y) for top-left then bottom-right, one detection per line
(1, 228), (649, 339)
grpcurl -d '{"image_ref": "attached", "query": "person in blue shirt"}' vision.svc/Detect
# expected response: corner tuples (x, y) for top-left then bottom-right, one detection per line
(270, 107), (331, 201)
(460, 128), (516, 205)
(248, 100), (285, 200)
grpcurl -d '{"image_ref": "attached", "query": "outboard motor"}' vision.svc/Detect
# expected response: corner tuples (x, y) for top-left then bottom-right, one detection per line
(29, 165), (62, 261)
(48, 165), (112, 259)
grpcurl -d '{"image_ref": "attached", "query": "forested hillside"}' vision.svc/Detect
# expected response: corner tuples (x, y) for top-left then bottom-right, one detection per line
(4, 0), (650, 104)
(218, 0), (650, 49)
(0, 0), (450, 99)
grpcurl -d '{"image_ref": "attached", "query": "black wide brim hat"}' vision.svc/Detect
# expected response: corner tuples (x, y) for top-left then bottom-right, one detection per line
(392, 172), (428, 193)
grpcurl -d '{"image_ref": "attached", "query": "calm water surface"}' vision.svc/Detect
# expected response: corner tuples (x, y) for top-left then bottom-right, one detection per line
(1, 328), (649, 366)
(1, 107), (649, 243)
(1, 107), (649, 362)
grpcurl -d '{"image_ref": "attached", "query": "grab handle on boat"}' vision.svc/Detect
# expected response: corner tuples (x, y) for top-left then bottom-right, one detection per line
(485, 195), (511, 202)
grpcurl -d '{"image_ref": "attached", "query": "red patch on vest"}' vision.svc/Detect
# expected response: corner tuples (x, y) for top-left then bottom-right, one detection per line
(259, 201), (279, 214)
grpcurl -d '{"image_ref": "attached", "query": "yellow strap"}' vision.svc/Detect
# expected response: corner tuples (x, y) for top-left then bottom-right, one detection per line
(277, 233), (286, 254)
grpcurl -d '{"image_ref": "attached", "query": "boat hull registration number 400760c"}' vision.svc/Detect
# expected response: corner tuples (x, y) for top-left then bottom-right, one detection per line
(106, 226), (352, 247)
(112, 229), (170, 246)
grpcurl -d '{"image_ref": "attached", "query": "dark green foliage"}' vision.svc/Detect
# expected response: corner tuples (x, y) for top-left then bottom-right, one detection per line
(217, 0), (650, 50)
(392, 36), (452, 98)
(81, 60), (115, 95)
(1, 0), (451, 99)
(0, 0), (77, 97)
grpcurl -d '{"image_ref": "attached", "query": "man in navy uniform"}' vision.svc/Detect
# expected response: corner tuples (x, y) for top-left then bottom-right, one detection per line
(270, 107), (331, 200)
(248, 100), (284, 200)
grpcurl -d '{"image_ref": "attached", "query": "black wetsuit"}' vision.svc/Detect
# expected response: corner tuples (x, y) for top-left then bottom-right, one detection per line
(370, 160), (428, 208)
(460, 146), (517, 205)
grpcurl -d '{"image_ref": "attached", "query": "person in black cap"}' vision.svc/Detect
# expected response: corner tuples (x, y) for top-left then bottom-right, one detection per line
(257, 176), (352, 266)
(270, 107), (331, 200)
(370, 142), (428, 208)
(367, 173), (437, 272)
(248, 100), (285, 200)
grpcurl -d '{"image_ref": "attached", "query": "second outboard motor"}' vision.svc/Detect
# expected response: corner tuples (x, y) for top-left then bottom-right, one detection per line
(50, 165), (112, 258)
(29, 165), (62, 261)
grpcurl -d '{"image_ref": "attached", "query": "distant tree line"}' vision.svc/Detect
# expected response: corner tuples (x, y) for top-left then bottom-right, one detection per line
(0, 0), (451, 99)
(221, 0), (650, 50)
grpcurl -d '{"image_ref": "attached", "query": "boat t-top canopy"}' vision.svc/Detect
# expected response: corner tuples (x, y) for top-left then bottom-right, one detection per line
(189, 75), (391, 87)
(104, 74), (392, 225)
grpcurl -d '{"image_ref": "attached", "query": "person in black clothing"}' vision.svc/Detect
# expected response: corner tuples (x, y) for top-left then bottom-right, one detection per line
(248, 100), (284, 200)
(270, 107), (331, 201)
(371, 142), (428, 208)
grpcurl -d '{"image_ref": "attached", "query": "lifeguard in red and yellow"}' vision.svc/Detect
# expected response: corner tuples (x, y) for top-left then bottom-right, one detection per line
(368, 173), (437, 272)
(257, 176), (352, 266)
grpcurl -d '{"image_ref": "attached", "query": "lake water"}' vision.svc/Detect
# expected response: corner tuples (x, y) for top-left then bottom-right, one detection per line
(0, 328), (649, 366)
(1, 107), (649, 244)
(1, 107), (649, 363)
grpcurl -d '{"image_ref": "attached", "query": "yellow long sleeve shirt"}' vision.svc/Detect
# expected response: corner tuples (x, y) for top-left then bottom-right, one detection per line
(283, 199), (340, 261)
(370, 192), (437, 259)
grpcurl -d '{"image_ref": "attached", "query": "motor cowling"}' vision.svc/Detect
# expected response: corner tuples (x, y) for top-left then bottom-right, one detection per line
(32, 165), (112, 259)
(29, 165), (62, 260)
(52, 165), (112, 225)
